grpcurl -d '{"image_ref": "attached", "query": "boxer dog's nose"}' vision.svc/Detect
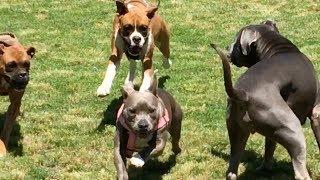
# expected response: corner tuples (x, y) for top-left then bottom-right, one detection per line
(132, 36), (141, 44)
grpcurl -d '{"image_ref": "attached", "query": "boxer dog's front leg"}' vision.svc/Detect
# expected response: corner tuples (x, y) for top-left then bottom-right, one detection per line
(97, 16), (123, 97)
(0, 90), (23, 156)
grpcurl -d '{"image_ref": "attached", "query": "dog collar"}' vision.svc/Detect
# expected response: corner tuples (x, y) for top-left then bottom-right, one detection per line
(116, 103), (170, 157)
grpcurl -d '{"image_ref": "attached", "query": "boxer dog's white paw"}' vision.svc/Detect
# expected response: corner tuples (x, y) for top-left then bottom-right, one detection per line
(130, 153), (145, 168)
(162, 58), (172, 69)
(96, 85), (111, 97)
(227, 172), (237, 180)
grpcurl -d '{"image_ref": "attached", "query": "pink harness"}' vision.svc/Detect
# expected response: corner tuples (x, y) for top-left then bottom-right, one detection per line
(116, 104), (170, 157)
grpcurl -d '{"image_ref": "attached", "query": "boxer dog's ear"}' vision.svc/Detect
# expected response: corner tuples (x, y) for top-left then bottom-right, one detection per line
(26, 46), (36, 58)
(116, 0), (128, 16)
(122, 84), (135, 100)
(261, 19), (279, 32)
(146, 6), (158, 19)
(240, 28), (261, 56)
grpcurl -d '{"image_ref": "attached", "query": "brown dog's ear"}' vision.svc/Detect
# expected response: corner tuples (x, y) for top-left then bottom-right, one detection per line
(0, 44), (4, 55)
(146, 6), (158, 19)
(116, 0), (128, 16)
(122, 84), (135, 99)
(240, 28), (261, 56)
(261, 19), (279, 32)
(26, 46), (36, 58)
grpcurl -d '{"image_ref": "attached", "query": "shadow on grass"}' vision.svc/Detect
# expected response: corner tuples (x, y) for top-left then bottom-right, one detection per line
(0, 113), (24, 156)
(96, 76), (171, 131)
(128, 154), (178, 180)
(96, 96), (123, 131)
(210, 147), (295, 180)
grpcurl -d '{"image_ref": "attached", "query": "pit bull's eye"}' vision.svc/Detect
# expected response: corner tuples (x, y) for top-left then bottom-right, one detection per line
(149, 108), (156, 113)
(129, 108), (136, 114)
(5, 62), (17, 72)
(122, 25), (134, 36)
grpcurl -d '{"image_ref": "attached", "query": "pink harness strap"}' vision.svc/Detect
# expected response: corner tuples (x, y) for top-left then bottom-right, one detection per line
(116, 104), (170, 157)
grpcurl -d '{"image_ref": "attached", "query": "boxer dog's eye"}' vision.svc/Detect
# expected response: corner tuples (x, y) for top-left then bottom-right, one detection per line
(122, 25), (134, 36)
(5, 62), (17, 72)
(138, 25), (148, 37)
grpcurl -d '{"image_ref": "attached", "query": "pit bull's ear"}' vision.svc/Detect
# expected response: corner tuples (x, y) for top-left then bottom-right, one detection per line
(122, 84), (135, 99)
(26, 46), (36, 58)
(146, 6), (158, 19)
(148, 69), (158, 95)
(240, 28), (260, 56)
(261, 20), (279, 32)
(116, 0), (128, 16)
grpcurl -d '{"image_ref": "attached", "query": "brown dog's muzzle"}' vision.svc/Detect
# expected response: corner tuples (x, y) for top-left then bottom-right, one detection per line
(4, 69), (29, 90)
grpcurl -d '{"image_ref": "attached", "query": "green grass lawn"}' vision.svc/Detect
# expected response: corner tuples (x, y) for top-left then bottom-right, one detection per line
(0, 0), (320, 179)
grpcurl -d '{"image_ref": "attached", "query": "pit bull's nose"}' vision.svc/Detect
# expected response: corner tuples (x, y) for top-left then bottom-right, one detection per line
(132, 36), (141, 44)
(138, 119), (148, 130)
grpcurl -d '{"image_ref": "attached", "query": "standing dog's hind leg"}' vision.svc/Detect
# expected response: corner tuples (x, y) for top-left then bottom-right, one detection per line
(311, 104), (320, 150)
(226, 100), (249, 180)
(157, 30), (171, 69)
(257, 138), (277, 171)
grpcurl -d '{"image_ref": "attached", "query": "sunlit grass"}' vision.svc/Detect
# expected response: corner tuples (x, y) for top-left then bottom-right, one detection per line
(0, 0), (319, 179)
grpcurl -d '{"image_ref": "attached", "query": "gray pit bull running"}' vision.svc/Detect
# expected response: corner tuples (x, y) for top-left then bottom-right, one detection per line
(113, 72), (183, 180)
(211, 20), (320, 180)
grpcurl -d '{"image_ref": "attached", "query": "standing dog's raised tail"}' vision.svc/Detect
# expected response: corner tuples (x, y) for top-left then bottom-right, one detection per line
(210, 44), (248, 102)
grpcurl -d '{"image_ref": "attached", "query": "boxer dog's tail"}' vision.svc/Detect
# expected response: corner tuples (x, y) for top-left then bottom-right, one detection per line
(210, 44), (248, 102)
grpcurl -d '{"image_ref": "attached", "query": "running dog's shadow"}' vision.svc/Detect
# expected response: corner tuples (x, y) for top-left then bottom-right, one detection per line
(96, 96), (123, 130)
(210, 146), (295, 179)
(128, 153), (178, 180)
(96, 75), (171, 131)
(0, 113), (23, 156)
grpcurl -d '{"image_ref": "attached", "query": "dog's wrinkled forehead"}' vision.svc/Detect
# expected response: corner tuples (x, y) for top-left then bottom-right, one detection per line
(1, 45), (31, 63)
(125, 91), (158, 110)
(120, 10), (150, 28)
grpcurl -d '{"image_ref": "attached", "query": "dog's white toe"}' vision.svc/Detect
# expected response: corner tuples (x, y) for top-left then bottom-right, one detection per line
(130, 154), (145, 168)
(162, 58), (172, 69)
(227, 172), (237, 180)
(96, 85), (110, 97)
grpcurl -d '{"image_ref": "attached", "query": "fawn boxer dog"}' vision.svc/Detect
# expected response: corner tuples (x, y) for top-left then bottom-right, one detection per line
(114, 72), (182, 179)
(0, 33), (35, 156)
(97, 0), (171, 97)
(211, 20), (320, 180)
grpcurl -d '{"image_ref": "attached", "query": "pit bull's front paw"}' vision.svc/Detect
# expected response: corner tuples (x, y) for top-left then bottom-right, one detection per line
(130, 154), (145, 168)
(96, 85), (111, 97)
(162, 58), (172, 69)
(0, 140), (6, 157)
(227, 172), (237, 180)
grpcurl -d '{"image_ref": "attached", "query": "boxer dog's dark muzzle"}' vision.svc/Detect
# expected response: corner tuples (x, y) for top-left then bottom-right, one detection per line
(4, 68), (29, 90)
